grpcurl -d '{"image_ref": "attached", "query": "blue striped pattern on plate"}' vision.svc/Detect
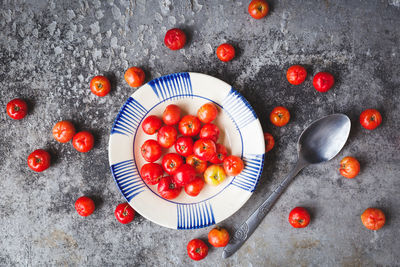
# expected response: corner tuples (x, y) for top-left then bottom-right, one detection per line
(177, 202), (215, 229)
(222, 88), (257, 129)
(231, 154), (265, 192)
(148, 72), (193, 101)
(111, 97), (147, 136)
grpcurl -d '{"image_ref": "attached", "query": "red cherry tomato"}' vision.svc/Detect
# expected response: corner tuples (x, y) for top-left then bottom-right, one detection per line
(288, 207), (310, 228)
(216, 43), (235, 62)
(157, 176), (182, 200)
(286, 65), (307, 85)
(124, 67), (145, 87)
(90, 75), (111, 97)
(174, 136), (194, 157)
(157, 126), (178, 148)
(142, 115), (162, 135)
(360, 109), (382, 130)
(162, 153), (184, 175)
(199, 123), (220, 143)
(114, 203), (135, 224)
(184, 177), (205, 197)
(75, 196), (95, 217)
(223, 155), (244, 176)
(248, 0), (269, 19)
(72, 131), (94, 153)
(164, 28), (186, 50)
(27, 149), (51, 172)
(140, 163), (163, 185)
(179, 115), (201, 137)
(209, 144), (228, 164)
(193, 139), (217, 161)
(6, 98), (28, 120)
(339, 156), (360, 179)
(270, 106), (290, 127)
(264, 132), (275, 152)
(173, 164), (196, 186)
(141, 139), (162, 162)
(361, 208), (386, 230)
(197, 102), (218, 123)
(162, 104), (181, 125)
(313, 72), (334, 92)
(208, 227), (230, 247)
(52, 121), (76, 143)
(187, 239), (208, 261)
(186, 155), (207, 174)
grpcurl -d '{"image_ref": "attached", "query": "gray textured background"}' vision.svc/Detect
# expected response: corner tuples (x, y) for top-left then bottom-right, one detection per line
(1, 0), (400, 266)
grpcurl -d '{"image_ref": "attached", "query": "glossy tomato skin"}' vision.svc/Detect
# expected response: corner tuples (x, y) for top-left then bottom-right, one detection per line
(264, 132), (275, 152)
(216, 43), (235, 62)
(141, 139), (162, 162)
(157, 126), (178, 148)
(210, 144), (228, 164)
(193, 139), (217, 161)
(6, 98), (28, 120)
(27, 149), (51, 172)
(248, 0), (269, 19)
(164, 28), (186, 50)
(140, 163), (163, 185)
(360, 109), (382, 130)
(72, 131), (94, 153)
(184, 177), (205, 197)
(162, 153), (184, 175)
(208, 227), (230, 247)
(114, 203), (135, 224)
(361, 208), (385, 230)
(199, 123), (220, 143)
(124, 67), (145, 87)
(173, 164), (196, 187)
(90, 75), (111, 97)
(179, 115), (201, 137)
(204, 165), (226, 186)
(286, 65), (307, 85)
(288, 207), (310, 228)
(186, 155), (207, 174)
(53, 121), (76, 143)
(223, 155), (244, 176)
(174, 137), (194, 157)
(197, 103), (218, 123)
(142, 115), (162, 135)
(270, 106), (290, 127)
(163, 104), (181, 125)
(75, 196), (95, 217)
(157, 176), (182, 200)
(313, 72), (334, 92)
(187, 239), (208, 261)
(339, 156), (360, 179)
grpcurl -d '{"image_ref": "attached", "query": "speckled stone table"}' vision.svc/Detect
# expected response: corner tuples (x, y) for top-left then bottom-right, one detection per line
(1, 0), (400, 266)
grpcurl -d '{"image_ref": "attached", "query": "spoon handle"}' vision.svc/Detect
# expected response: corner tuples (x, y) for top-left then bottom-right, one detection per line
(222, 160), (306, 258)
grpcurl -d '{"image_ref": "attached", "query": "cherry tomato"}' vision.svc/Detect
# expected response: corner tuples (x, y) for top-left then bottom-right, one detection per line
(286, 65), (307, 85)
(157, 176), (182, 200)
(360, 109), (382, 130)
(179, 115), (201, 137)
(186, 155), (207, 174)
(90, 75), (111, 97)
(270, 106), (290, 127)
(288, 207), (310, 228)
(162, 153), (184, 175)
(184, 177), (205, 197)
(339, 156), (360, 179)
(187, 239), (208, 261)
(72, 131), (94, 153)
(197, 102), (218, 123)
(264, 132), (275, 152)
(162, 104), (181, 125)
(223, 155), (244, 176)
(204, 165), (226, 186)
(52, 121), (76, 143)
(216, 43), (235, 62)
(142, 115), (162, 135)
(75, 196), (95, 217)
(157, 126), (178, 148)
(313, 72), (334, 92)
(164, 28), (186, 50)
(208, 227), (230, 247)
(173, 164), (196, 187)
(174, 136), (194, 157)
(27, 149), (51, 172)
(248, 0), (269, 19)
(124, 67), (145, 87)
(141, 139), (162, 162)
(361, 208), (385, 230)
(6, 98), (27, 120)
(140, 163), (163, 185)
(199, 123), (220, 143)
(193, 139), (217, 161)
(209, 144), (228, 164)
(114, 203), (135, 224)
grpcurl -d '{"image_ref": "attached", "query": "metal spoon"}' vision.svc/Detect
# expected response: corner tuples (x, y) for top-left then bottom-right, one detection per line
(222, 114), (351, 258)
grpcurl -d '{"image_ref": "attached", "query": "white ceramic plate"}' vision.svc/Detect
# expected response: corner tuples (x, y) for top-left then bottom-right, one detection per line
(108, 72), (265, 229)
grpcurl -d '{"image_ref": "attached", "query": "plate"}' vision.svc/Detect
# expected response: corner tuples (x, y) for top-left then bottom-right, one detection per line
(108, 72), (265, 229)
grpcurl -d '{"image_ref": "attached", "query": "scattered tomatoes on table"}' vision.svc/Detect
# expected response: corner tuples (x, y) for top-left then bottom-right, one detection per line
(6, 98), (28, 120)
(339, 156), (360, 179)
(248, 0), (269, 19)
(124, 67), (145, 87)
(270, 106), (290, 127)
(75, 196), (95, 217)
(187, 239), (208, 261)
(193, 138), (217, 161)
(286, 65), (307, 85)
(199, 123), (220, 143)
(313, 72), (334, 92)
(208, 227), (230, 247)
(264, 132), (275, 152)
(72, 131), (94, 153)
(142, 115), (162, 135)
(179, 115), (201, 137)
(141, 139), (162, 162)
(186, 155), (207, 174)
(27, 149), (51, 172)
(157, 176), (182, 200)
(140, 163), (163, 185)
(52, 121), (76, 143)
(114, 203), (135, 224)
(209, 144), (228, 164)
(164, 28), (186, 50)
(163, 104), (181, 125)
(184, 177), (205, 197)
(204, 165), (227, 186)
(360, 109), (382, 130)
(173, 164), (197, 186)
(90, 75), (111, 97)
(288, 207), (310, 228)
(174, 136), (194, 157)
(197, 102), (218, 123)
(361, 208), (386, 230)
(162, 153), (184, 175)
(157, 125), (178, 148)
(223, 155), (244, 176)
(216, 43), (235, 62)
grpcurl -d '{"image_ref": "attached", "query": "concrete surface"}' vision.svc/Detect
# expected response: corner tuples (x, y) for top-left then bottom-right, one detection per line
(1, 0), (400, 266)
